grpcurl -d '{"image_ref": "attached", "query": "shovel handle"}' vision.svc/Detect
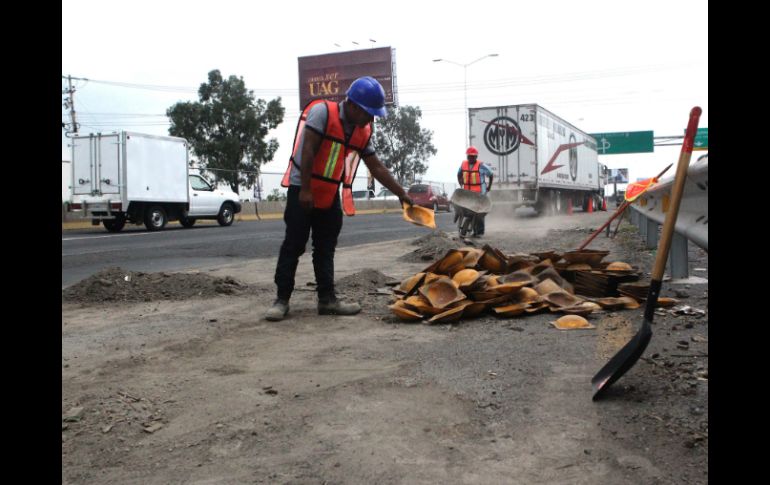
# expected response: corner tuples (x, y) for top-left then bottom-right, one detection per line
(577, 163), (672, 250)
(650, 107), (702, 281)
(577, 201), (630, 250)
(590, 108), (702, 400)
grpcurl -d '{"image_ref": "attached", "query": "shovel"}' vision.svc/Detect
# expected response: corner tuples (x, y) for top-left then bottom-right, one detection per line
(577, 163), (673, 251)
(591, 106), (702, 401)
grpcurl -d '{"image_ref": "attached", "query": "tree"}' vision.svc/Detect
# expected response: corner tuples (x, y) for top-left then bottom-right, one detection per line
(167, 70), (285, 194)
(373, 105), (437, 186)
(266, 189), (286, 202)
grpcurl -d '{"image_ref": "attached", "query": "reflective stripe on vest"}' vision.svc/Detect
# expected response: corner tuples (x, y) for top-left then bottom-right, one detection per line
(281, 100), (371, 214)
(461, 159), (482, 193)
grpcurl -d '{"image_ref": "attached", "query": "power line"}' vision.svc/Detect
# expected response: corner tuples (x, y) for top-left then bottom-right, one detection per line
(62, 61), (704, 98)
(62, 60), (705, 133)
(67, 75), (298, 95)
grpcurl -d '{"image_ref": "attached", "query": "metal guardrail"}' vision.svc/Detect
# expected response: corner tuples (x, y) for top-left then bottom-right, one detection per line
(627, 154), (708, 279)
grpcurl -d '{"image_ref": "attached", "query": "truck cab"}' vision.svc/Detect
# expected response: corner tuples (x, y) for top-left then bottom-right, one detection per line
(178, 174), (242, 229)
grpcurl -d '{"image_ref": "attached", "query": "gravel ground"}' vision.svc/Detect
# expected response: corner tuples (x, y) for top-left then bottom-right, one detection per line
(62, 210), (707, 484)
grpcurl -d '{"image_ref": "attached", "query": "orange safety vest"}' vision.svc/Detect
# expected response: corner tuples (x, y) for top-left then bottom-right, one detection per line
(281, 100), (372, 215)
(461, 160), (483, 193)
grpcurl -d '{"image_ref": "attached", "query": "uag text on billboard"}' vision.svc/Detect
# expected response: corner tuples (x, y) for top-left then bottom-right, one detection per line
(297, 47), (396, 111)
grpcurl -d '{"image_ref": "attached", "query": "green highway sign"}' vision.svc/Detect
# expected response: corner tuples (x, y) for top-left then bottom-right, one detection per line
(687, 127), (708, 150)
(591, 131), (654, 155)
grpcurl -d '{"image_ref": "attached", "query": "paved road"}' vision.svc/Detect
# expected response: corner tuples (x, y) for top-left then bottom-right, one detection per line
(62, 211), (458, 288)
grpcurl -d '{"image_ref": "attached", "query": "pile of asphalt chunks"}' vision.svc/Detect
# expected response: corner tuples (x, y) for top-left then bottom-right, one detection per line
(389, 244), (643, 326)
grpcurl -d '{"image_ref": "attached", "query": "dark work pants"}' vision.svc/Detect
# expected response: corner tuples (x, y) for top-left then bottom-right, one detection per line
(474, 215), (485, 235)
(474, 188), (487, 235)
(274, 185), (343, 302)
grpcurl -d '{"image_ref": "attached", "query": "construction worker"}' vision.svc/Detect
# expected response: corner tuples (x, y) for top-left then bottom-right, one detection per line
(265, 76), (413, 321)
(456, 146), (493, 236)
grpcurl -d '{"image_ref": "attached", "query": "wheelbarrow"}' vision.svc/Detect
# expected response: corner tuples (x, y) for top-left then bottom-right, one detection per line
(450, 189), (492, 238)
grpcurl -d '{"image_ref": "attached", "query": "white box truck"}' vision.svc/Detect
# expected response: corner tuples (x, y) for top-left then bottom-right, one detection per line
(468, 104), (608, 214)
(68, 131), (241, 232)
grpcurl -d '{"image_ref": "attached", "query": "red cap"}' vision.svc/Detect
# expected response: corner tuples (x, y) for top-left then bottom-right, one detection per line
(466, 146), (479, 156)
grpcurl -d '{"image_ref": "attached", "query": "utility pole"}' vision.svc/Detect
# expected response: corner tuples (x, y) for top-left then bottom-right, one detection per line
(62, 75), (79, 135)
(433, 54), (498, 145)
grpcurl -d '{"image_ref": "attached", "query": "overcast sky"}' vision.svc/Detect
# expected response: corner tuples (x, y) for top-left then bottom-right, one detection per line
(62, 0), (708, 194)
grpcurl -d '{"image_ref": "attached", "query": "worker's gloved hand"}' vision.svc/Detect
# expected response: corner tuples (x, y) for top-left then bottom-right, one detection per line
(399, 195), (414, 207)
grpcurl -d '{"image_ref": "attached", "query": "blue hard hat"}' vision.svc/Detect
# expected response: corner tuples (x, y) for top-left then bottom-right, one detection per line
(346, 76), (387, 117)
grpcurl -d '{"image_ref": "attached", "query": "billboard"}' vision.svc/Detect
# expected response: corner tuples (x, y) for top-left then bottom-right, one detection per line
(608, 168), (629, 184)
(297, 47), (396, 111)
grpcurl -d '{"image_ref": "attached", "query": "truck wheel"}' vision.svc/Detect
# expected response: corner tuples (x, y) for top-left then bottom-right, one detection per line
(180, 216), (196, 228)
(144, 205), (167, 231)
(217, 203), (235, 226)
(103, 215), (126, 232)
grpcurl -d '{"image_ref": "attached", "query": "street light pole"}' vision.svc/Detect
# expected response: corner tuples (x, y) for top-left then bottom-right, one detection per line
(433, 54), (498, 145)
(463, 66), (468, 143)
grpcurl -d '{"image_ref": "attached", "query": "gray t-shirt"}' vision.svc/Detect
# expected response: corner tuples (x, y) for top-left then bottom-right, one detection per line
(288, 100), (376, 186)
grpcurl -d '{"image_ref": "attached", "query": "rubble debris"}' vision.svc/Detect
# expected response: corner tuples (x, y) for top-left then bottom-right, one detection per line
(143, 422), (164, 433)
(561, 249), (610, 266)
(63, 406), (85, 422)
(670, 305), (706, 317)
(550, 315), (595, 330)
(388, 245), (643, 324)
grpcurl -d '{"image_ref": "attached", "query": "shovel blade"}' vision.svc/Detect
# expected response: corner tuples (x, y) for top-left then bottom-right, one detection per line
(591, 318), (652, 400)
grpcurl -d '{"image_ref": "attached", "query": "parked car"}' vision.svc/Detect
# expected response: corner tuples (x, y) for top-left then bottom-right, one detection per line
(351, 190), (373, 200)
(407, 184), (451, 212)
(375, 188), (401, 201)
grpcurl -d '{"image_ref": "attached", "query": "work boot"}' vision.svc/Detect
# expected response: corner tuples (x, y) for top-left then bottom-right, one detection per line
(318, 297), (361, 316)
(265, 299), (289, 321)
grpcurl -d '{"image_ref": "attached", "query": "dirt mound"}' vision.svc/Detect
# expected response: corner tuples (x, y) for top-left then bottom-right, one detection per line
(336, 268), (397, 292)
(409, 230), (452, 246)
(398, 230), (461, 262)
(335, 269), (398, 305)
(62, 267), (249, 304)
